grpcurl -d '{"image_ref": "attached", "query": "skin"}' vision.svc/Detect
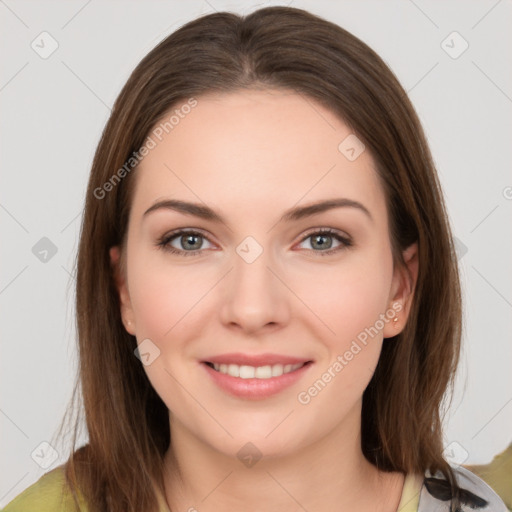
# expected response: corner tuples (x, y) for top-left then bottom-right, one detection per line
(110, 88), (419, 512)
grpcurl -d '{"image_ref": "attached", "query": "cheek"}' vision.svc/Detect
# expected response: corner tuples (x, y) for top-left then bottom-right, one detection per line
(127, 253), (203, 338)
(126, 255), (205, 409)
(295, 262), (392, 414)
(293, 252), (393, 347)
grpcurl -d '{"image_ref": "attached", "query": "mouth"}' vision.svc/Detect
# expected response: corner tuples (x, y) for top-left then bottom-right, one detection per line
(201, 359), (314, 400)
(200, 352), (315, 399)
(203, 360), (313, 379)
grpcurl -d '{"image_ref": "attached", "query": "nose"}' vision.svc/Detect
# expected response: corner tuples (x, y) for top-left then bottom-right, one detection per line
(219, 244), (290, 335)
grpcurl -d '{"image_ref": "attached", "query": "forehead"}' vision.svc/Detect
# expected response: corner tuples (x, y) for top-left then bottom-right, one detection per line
(131, 88), (386, 224)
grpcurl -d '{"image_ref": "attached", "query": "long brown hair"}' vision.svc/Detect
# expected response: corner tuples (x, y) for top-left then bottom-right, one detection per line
(60, 6), (462, 511)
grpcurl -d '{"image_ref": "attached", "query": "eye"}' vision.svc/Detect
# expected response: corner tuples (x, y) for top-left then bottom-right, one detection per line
(156, 227), (352, 257)
(296, 228), (352, 256)
(156, 229), (214, 256)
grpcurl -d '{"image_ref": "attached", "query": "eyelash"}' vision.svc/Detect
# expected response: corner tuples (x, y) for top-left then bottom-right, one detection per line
(156, 228), (353, 257)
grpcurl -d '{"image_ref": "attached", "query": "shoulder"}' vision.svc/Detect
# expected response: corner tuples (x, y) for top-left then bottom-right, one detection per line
(418, 464), (509, 512)
(1, 465), (86, 512)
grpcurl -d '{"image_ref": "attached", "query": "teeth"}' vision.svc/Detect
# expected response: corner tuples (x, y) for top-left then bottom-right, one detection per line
(211, 362), (304, 379)
(255, 365), (272, 378)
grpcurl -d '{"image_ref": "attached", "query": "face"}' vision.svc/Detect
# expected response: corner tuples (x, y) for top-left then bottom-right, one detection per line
(110, 88), (417, 461)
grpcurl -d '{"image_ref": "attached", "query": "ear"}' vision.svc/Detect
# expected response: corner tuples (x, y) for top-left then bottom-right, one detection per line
(383, 243), (419, 338)
(109, 246), (136, 336)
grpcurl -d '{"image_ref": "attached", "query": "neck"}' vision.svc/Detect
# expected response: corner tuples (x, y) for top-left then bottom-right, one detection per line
(162, 406), (405, 512)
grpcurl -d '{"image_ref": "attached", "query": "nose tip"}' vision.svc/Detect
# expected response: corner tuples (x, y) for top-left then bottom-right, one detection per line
(219, 249), (289, 333)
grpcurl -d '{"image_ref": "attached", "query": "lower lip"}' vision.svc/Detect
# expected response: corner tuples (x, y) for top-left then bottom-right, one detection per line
(202, 362), (313, 400)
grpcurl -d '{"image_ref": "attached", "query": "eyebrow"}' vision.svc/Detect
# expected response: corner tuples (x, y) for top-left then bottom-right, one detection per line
(143, 197), (373, 225)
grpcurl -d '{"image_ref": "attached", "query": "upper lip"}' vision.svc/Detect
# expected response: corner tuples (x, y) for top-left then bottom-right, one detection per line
(203, 353), (313, 366)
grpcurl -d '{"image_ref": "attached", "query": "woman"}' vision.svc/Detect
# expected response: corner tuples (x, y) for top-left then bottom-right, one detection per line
(3, 6), (507, 512)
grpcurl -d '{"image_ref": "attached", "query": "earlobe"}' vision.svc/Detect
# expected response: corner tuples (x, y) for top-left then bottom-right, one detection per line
(383, 243), (419, 338)
(109, 246), (136, 335)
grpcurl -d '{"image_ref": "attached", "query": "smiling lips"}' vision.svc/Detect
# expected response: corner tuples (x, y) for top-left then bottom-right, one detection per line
(202, 352), (314, 399)
(203, 352), (312, 378)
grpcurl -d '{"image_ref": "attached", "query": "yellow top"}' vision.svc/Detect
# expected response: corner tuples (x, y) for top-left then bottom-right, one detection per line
(0, 466), (170, 512)
(1, 466), (424, 512)
(464, 442), (512, 511)
(397, 472), (424, 511)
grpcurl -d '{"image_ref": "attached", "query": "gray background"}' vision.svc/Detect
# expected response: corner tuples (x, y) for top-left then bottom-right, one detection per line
(1, 0), (511, 505)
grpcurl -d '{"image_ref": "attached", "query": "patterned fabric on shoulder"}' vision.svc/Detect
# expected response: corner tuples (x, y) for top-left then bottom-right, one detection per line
(418, 464), (508, 511)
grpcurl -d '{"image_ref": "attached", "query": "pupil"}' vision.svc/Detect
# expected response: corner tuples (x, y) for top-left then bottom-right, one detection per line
(183, 234), (201, 250)
(313, 234), (332, 250)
